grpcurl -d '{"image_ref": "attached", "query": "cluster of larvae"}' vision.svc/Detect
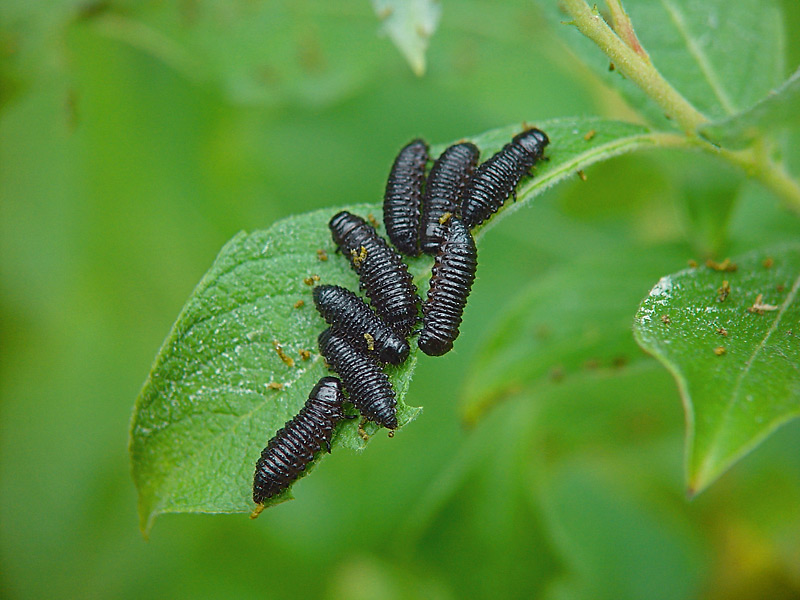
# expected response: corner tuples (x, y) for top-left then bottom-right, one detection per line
(252, 128), (550, 508)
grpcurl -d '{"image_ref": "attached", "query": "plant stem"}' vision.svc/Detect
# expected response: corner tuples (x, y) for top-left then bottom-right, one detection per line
(718, 147), (800, 215)
(560, 0), (708, 134)
(560, 0), (800, 214)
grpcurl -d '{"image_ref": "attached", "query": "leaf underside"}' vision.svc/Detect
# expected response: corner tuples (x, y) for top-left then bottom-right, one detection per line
(634, 244), (800, 495)
(130, 116), (664, 533)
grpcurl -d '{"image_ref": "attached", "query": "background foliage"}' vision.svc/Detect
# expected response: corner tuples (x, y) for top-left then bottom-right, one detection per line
(2, 1), (800, 598)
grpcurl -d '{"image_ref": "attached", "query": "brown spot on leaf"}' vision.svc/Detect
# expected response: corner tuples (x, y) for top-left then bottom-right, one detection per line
(717, 280), (730, 303)
(273, 340), (295, 367)
(706, 258), (737, 272)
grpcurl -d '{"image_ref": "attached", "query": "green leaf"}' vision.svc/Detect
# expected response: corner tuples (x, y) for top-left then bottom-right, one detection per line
(85, 1), (390, 107)
(699, 67), (800, 149)
(625, 0), (785, 119)
(130, 205), (423, 533)
(633, 244), (800, 495)
(130, 116), (668, 533)
(460, 242), (688, 426)
(372, 0), (441, 76)
(538, 0), (785, 125)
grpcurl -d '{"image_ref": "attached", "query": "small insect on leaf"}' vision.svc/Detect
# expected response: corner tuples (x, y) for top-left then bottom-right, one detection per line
(763, 257), (774, 269)
(577, 170), (588, 181)
(299, 349), (311, 361)
(317, 249), (328, 262)
(717, 327), (728, 336)
(583, 129), (596, 141)
(252, 377), (348, 508)
(661, 315), (671, 325)
(706, 258), (738, 272)
(266, 382), (284, 391)
(747, 293), (779, 314)
(717, 280), (731, 302)
(713, 346), (726, 356)
(273, 340), (295, 368)
(294, 300), (305, 309)
(688, 259), (698, 268)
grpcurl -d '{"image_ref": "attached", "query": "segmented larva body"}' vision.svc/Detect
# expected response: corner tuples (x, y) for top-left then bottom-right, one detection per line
(329, 211), (420, 337)
(318, 328), (398, 429)
(313, 284), (410, 365)
(420, 142), (480, 254)
(252, 376), (347, 504)
(383, 138), (429, 256)
(418, 217), (477, 357)
(461, 128), (549, 229)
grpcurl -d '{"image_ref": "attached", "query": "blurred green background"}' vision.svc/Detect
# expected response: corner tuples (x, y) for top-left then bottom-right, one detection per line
(2, 1), (800, 598)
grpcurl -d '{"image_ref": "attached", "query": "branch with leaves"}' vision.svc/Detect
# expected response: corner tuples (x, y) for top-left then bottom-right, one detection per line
(130, 0), (800, 533)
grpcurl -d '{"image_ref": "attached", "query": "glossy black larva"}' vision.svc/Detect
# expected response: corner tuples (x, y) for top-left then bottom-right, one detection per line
(383, 138), (428, 256)
(252, 376), (348, 505)
(420, 142), (480, 254)
(329, 211), (420, 337)
(461, 128), (549, 229)
(313, 284), (410, 365)
(418, 216), (478, 357)
(318, 328), (398, 429)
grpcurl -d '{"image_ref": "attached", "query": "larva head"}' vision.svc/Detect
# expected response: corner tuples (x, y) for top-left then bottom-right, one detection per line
(309, 376), (344, 408)
(417, 331), (453, 357)
(311, 284), (336, 313)
(378, 336), (410, 365)
(513, 128), (549, 157)
(329, 211), (366, 247)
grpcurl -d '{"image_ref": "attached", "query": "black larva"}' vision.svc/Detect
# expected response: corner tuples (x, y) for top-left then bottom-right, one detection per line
(313, 284), (410, 365)
(329, 211), (420, 337)
(252, 376), (348, 505)
(318, 327), (398, 429)
(418, 216), (477, 357)
(461, 128), (549, 229)
(420, 142), (480, 254)
(383, 138), (429, 256)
